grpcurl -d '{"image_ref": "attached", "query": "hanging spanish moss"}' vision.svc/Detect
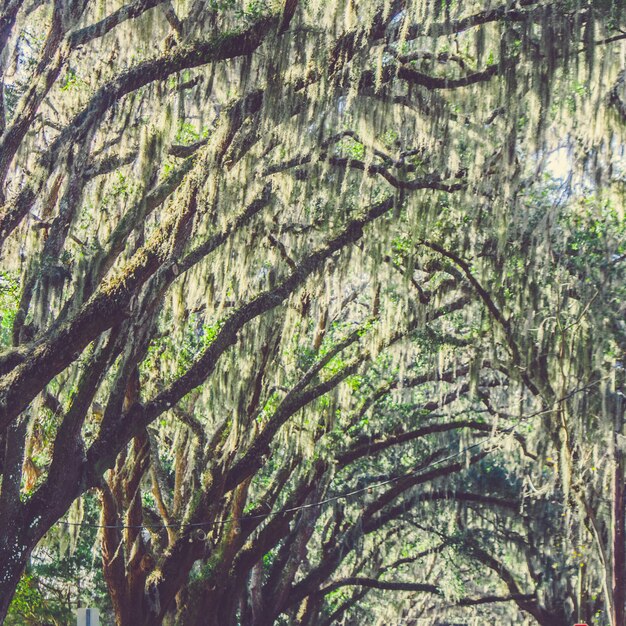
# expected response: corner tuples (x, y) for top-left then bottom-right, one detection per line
(0, 1), (625, 625)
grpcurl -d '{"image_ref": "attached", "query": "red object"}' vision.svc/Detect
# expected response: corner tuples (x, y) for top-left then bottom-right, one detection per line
(574, 623), (589, 626)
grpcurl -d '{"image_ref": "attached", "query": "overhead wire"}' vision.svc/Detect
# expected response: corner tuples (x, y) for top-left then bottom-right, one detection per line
(56, 377), (604, 532)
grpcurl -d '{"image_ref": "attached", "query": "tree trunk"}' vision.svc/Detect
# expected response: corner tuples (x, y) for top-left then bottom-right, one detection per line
(0, 528), (31, 622)
(610, 443), (625, 626)
(0, 414), (31, 621)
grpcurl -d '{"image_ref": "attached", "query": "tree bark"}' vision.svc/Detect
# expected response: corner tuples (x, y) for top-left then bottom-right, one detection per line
(610, 442), (625, 626)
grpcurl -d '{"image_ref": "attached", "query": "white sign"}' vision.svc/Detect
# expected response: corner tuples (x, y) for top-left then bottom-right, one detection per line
(76, 607), (100, 626)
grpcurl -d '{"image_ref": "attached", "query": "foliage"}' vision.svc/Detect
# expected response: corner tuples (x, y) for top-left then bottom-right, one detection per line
(0, 1), (626, 626)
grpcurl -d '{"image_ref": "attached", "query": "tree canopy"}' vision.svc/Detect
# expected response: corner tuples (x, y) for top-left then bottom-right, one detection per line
(1, 0), (626, 624)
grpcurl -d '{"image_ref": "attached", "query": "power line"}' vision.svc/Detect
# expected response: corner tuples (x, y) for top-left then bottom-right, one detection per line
(56, 378), (603, 532)
(55, 421), (519, 531)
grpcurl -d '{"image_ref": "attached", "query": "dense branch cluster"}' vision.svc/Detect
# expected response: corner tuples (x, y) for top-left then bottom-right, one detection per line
(0, 1), (625, 625)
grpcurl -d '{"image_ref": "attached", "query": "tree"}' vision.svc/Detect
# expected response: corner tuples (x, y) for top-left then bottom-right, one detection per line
(0, 0), (625, 624)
